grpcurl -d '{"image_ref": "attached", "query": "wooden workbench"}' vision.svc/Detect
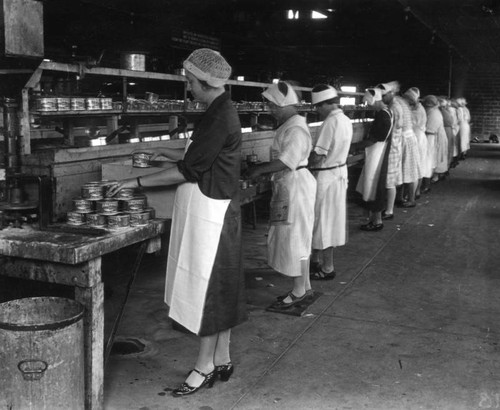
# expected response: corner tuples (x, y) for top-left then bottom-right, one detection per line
(0, 219), (166, 410)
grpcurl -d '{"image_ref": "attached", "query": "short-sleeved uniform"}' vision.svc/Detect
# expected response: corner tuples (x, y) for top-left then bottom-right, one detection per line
(267, 114), (317, 277)
(311, 109), (352, 249)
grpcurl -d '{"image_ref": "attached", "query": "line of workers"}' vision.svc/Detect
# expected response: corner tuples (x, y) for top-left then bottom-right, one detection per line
(245, 79), (472, 312)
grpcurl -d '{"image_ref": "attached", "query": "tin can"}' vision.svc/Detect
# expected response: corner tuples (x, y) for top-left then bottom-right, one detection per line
(107, 213), (130, 230)
(96, 199), (119, 215)
(121, 52), (146, 71)
(86, 213), (107, 227)
(81, 184), (104, 200)
(117, 188), (135, 199)
(36, 97), (58, 112)
(125, 197), (146, 212)
(72, 198), (93, 213)
(86, 97), (101, 111)
(100, 98), (113, 110)
(132, 152), (153, 168)
(56, 97), (71, 111)
(67, 211), (86, 225)
(70, 97), (86, 111)
(129, 211), (150, 226)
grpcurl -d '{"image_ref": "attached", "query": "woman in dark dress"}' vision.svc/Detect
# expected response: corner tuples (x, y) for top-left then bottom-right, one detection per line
(355, 88), (393, 231)
(107, 48), (247, 396)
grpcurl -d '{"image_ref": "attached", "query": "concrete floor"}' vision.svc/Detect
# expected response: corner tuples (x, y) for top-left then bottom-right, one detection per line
(104, 143), (500, 410)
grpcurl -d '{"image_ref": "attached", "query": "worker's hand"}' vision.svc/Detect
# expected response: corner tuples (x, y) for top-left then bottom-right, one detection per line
(106, 178), (138, 197)
(148, 148), (177, 161)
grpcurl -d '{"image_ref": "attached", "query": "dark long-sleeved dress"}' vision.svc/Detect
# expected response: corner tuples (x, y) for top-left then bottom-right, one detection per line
(365, 108), (393, 212)
(167, 91), (247, 336)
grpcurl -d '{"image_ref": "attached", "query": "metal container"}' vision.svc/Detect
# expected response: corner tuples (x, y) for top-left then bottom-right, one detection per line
(0, 297), (84, 410)
(81, 184), (104, 200)
(96, 199), (119, 215)
(125, 197), (146, 212)
(120, 52), (146, 71)
(66, 211), (86, 225)
(36, 97), (57, 112)
(85, 97), (101, 111)
(100, 98), (113, 110)
(132, 152), (152, 168)
(72, 198), (93, 213)
(85, 213), (107, 227)
(56, 97), (71, 111)
(107, 213), (130, 230)
(70, 97), (86, 111)
(116, 187), (135, 199)
(129, 211), (150, 226)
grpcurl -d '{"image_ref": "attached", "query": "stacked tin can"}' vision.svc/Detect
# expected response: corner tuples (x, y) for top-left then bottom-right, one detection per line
(66, 180), (155, 229)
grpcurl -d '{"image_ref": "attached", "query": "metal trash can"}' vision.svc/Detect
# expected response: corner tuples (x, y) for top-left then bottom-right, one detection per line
(0, 297), (85, 409)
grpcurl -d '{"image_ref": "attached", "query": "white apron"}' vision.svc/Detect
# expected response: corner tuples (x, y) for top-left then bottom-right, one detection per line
(164, 182), (230, 334)
(356, 141), (387, 202)
(267, 168), (316, 277)
(312, 167), (348, 249)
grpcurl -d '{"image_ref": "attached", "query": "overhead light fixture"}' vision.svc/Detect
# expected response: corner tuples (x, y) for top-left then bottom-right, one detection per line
(287, 10), (299, 19)
(237, 76), (245, 81)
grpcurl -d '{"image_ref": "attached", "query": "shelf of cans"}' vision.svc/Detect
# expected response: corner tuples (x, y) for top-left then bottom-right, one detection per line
(66, 180), (155, 230)
(34, 96), (115, 112)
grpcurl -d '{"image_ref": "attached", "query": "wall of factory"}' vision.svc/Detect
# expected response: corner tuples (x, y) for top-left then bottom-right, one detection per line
(455, 61), (500, 139)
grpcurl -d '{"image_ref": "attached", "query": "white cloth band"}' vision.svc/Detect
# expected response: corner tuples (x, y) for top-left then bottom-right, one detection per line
(262, 83), (299, 107)
(312, 87), (338, 105)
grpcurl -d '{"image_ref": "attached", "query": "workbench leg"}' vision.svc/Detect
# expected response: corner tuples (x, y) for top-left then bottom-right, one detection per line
(75, 281), (105, 410)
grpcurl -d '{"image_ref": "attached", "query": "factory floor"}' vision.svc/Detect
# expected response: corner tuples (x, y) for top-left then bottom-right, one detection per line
(103, 143), (500, 410)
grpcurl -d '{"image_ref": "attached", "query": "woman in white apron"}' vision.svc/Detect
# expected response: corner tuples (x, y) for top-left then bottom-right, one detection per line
(403, 87), (428, 199)
(107, 48), (247, 397)
(422, 95), (448, 184)
(246, 82), (317, 310)
(308, 84), (352, 279)
(457, 98), (471, 158)
(356, 88), (393, 231)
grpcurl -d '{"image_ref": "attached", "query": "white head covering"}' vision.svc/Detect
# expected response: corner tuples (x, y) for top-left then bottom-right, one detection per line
(262, 82), (299, 107)
(311, 85), (338, 105)
(403, 87), (420, 103)
(363, 88), (383, 106)
(377, 81), (400, 95)
(183, 48), (232, 88)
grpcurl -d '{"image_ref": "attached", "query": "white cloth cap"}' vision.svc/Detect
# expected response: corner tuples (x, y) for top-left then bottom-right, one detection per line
(363, 88), (383, 105)
(404, 87), (420, 103)
(183, 48), (232, 88)
(385, 81), (401, 93)
(311, 86), (338, 105)
(262, 82), (299, 107)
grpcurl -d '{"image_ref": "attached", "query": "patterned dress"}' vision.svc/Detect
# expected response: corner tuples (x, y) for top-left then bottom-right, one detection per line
(386, 99), (403, 188)
(395, 96), (421, 183)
